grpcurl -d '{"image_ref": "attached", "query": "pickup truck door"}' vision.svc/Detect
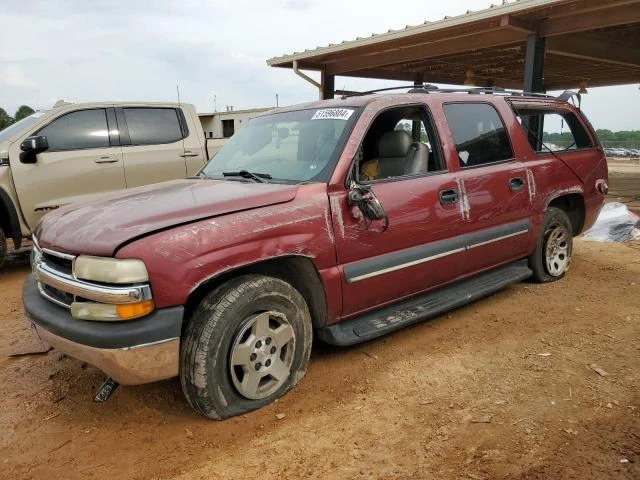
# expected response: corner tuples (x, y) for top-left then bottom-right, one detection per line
(9, 107), (126, 229)
(117, 107), (204, 188)
(329, 103), (466, 318)
(441, 102), (532, 274)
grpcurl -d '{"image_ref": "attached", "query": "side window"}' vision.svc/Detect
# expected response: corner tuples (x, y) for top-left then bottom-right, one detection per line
(358, 106), (444, 182)
(443, 103), (513, 168)
(37, 109), (109, 151)
(123, 108), (185, 145)
(512, 107), (593, 153)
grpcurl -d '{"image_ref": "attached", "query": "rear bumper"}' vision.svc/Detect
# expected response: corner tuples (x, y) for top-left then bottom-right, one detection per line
(23, 274), (183, 385)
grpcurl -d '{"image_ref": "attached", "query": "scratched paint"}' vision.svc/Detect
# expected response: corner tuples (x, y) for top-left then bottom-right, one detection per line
(526, 168), (537, 203)
(323, 207), (335, 244)
(330, 196), (346, 239)
(456, 179), (471, 221)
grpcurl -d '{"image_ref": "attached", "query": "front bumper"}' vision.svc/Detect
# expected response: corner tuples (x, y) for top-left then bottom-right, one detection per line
(23, 274), (183, 385)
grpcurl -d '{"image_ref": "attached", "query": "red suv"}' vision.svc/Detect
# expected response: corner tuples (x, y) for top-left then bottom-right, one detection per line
(24, 87), (608, 419)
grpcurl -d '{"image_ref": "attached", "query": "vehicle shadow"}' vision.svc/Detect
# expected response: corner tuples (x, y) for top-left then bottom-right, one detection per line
(2, 248), (31, 271)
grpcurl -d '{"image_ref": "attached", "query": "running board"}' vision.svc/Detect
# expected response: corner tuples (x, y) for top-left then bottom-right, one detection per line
(317, 260), (532, 346)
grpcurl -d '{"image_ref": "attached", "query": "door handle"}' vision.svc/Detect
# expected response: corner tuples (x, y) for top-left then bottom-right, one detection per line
(439, 189), (459, 205)
(509, 177), (525, 191)
(95, 157), (119, 164)
(179, 151), (199, 158)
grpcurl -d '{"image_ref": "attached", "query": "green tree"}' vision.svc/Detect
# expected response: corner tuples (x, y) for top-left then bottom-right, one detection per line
(14, 105), (35, 122)
(0, 108), (13, 130)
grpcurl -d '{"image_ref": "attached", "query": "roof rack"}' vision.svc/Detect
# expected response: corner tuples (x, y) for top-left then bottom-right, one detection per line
(339, 84), (558, 100)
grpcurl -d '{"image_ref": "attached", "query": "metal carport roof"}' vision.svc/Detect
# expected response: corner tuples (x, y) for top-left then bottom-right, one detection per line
(267, 0), (640, 96)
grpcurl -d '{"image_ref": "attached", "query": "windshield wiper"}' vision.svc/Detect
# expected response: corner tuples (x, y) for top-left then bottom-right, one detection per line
(222, 170), (272, 183)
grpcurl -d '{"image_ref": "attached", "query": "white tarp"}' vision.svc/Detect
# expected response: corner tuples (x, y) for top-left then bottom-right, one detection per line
(583, 202), (640, 242)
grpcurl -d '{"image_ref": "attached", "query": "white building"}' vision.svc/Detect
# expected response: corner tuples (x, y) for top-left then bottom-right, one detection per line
(199, 107), (272, 139)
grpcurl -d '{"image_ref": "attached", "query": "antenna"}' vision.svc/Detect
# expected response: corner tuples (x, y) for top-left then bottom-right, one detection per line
(276, 93), (279, 107)
(214, 94), (217, 112)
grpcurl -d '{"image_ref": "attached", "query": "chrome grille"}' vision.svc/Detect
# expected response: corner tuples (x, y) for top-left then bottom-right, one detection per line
(31, 236), (152, 309)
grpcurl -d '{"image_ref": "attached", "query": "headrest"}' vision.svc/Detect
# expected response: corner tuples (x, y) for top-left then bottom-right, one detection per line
(378, 130), (412, 157)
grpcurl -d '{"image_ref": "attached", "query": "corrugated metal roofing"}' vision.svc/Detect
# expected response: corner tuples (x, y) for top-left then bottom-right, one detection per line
(267, 0), (554, 65)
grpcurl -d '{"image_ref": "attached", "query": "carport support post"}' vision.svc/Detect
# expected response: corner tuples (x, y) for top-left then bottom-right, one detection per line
(524, 33), (545, 93)
(321, 69), (335, 100)
(523, 33), (545, 149)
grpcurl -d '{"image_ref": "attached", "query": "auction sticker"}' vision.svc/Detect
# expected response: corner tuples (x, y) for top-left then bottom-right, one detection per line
(311, 108), (354, 121)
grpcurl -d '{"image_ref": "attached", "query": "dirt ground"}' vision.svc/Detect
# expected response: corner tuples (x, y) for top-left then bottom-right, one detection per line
(1, 163), (639, 480)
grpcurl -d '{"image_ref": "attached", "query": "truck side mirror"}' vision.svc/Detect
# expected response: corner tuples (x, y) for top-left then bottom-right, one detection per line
(19, 136), (49, 163)
(347, 184), (388, 227)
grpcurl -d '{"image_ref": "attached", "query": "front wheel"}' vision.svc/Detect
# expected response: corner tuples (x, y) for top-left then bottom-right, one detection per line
(180, 275), (313, 419)
(528, 207), (573, 282)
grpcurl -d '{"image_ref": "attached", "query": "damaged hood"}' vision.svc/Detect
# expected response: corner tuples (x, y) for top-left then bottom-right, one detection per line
(35, 179), (299, 256)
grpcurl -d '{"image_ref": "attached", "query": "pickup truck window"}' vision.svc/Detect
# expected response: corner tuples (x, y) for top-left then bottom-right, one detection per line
(37, 109), (109, 151)
(201, 108), (359, 183)
(511, 107), (593, 153)
(122, 108), (185, 146)
(443, 103), (513, 168)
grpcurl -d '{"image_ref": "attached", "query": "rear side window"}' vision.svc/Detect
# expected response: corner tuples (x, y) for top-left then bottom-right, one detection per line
(443, 103), (513, 167)
(123, 108), (185, 145)
(511, 106), (593, 153)
(37, 109), (109, 151)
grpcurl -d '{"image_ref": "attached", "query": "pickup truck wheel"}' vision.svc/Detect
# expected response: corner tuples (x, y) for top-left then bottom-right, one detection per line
(528, 207), (573, 283)
(0, 228), (7, 270)
(180, 275), (313, 419)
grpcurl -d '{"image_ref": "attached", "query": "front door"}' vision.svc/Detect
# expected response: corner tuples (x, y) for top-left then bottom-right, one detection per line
(10, 107), (126, 229)
(330, 103), (466, 317)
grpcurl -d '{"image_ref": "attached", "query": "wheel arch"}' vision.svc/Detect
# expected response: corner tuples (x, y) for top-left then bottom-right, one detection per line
(184, 255), (328, 331)
(0, 187), (22, 248)
(546, 193), (585, 236)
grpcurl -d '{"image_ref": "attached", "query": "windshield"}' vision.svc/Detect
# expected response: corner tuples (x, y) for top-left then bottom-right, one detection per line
(0, 111), (49, 144)
(201, 107), (359, 183)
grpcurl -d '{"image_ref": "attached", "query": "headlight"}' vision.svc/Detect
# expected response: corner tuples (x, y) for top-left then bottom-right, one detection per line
(73, 256), (149, 284)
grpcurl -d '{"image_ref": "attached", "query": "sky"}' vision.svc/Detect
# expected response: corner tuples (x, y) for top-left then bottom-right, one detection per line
(1, 0), (638, 131)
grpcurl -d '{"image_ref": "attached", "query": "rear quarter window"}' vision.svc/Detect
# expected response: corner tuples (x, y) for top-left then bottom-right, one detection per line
(510, 105), (594, 153)
(443, 103), (513, 168)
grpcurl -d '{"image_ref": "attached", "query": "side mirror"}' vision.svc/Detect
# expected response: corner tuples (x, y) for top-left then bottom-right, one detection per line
(347, 184), (388, 225)
(19, 136), (49, 163)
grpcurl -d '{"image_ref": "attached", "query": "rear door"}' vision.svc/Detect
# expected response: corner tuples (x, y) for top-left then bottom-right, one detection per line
(10, 107), (125, 229)
(118, 107), (195, 188)
(441, 101), (531, 274)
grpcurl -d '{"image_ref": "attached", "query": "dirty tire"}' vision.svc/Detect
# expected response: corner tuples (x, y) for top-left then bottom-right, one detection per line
(528, 207), (573, 283)
(0, 228), (6, 270)
(180, 275), (313, 420)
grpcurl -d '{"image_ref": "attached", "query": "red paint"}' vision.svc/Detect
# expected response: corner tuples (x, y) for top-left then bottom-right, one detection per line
(35, 93), (607, 325)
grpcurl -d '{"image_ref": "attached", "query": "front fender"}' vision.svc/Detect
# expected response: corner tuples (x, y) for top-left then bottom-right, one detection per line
(117, 188), (337, 309)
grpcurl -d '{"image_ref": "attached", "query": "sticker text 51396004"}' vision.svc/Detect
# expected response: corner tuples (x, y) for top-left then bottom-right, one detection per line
(311, 109), (354, 121)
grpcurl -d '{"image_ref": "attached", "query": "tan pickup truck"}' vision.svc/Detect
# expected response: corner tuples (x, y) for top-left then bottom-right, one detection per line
(0, 101), (207, 266)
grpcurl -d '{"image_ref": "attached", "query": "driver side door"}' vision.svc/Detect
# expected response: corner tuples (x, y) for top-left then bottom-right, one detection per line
(329, 103), (466, 317)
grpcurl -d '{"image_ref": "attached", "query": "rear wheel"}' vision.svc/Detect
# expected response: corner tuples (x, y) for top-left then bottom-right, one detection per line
(529, 207), (573, 282)
(180, 275), (313, 419)
(0, 228), (7, 270)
